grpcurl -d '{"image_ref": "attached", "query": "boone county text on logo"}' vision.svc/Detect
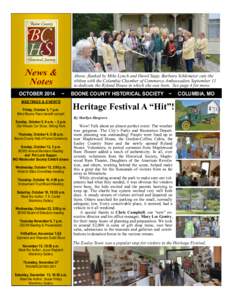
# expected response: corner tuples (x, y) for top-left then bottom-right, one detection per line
(24, 19), (58, 64)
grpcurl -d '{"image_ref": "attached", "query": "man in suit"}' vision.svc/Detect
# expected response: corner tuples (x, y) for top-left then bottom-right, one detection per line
(174, 27), (184, 70)
(123, 29), (138, 72)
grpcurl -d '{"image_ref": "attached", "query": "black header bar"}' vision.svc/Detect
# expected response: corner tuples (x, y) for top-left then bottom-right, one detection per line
(11, 88), (222, 98)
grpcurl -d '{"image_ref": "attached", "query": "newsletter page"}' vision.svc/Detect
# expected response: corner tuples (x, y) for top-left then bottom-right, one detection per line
(1, 0), (230, 299)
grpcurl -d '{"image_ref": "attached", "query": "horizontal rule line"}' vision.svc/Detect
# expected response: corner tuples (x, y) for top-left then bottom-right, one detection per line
(11, 88), (222, 98)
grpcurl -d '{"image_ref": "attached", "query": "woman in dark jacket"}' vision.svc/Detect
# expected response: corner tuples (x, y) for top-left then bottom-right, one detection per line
(142, 33), (153, 72)
(165, 33), (178, 71)
(148, 27), (163, 72)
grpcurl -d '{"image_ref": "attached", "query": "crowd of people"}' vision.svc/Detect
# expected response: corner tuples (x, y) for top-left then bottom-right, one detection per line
(176, 140), (219, 159)
(153, 251), (220, 285)
(73, 26), (209, 73)
(182, 217), (219, 238)
(176, 170), (220, 186)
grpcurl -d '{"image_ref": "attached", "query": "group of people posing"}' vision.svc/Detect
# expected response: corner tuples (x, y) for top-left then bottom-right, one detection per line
(73, 26), (208, 73)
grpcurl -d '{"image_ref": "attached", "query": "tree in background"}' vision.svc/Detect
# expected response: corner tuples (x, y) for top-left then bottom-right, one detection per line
(208, 188), (220, 200)
(73, 14), (114, 45)
(175, 100), (187, 113)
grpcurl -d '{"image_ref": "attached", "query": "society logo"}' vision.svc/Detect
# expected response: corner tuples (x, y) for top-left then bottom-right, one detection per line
(24, 19), (58, 64)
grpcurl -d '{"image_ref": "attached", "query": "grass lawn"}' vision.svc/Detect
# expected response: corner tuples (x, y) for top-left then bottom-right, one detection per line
(192, 65), (207, 72)
(207, 54), (220, 65)
(175, 111), (220, 131)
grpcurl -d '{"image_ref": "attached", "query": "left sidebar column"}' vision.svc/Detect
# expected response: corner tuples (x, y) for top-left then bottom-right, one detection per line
(11, 14), (72, 286)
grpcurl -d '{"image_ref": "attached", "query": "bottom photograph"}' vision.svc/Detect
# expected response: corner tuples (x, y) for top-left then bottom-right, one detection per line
(73, 246), (221, 286)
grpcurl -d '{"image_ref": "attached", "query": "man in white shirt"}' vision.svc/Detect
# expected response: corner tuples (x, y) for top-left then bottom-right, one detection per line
(96, 30), (106, 72)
